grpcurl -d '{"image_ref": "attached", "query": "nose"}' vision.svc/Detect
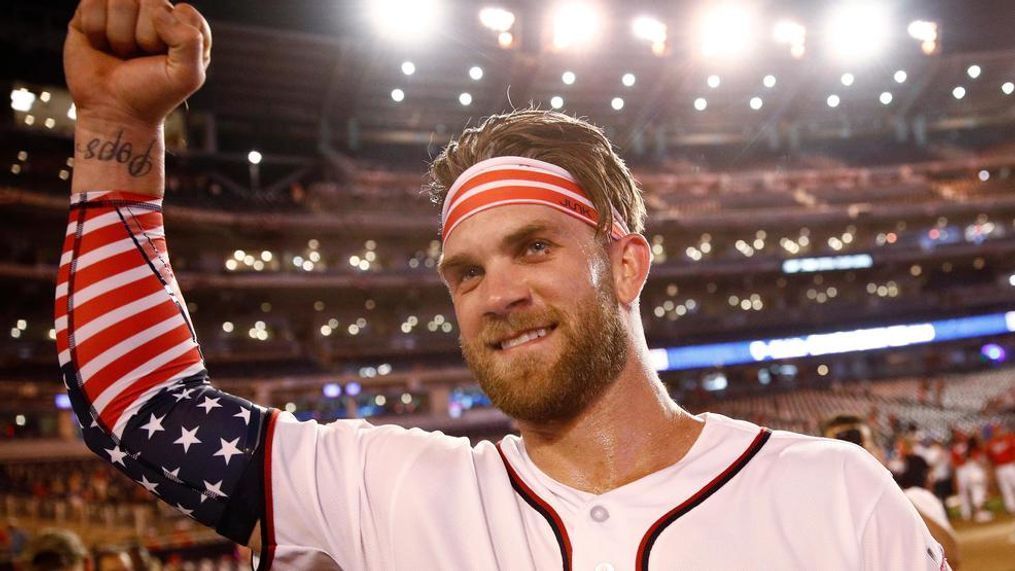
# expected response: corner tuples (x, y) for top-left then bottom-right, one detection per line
(480, 261), (531, 318)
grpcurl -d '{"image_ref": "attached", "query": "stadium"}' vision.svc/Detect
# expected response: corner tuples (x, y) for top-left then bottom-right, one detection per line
(1, 0), (1014, 568)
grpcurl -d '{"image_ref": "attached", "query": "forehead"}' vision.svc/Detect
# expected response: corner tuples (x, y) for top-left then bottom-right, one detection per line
(440, 203), (595, 257)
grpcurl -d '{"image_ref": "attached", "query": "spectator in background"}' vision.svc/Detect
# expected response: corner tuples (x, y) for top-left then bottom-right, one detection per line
(951, 432), (992, 522)
(20, 528), (90, 571)
(986, 422), (1015, 514)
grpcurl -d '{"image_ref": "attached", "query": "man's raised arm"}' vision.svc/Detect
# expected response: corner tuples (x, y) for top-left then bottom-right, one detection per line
(57, 0), (272, 547)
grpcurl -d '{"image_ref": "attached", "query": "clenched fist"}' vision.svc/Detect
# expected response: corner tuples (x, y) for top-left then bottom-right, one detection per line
(65, 0), (212, 127)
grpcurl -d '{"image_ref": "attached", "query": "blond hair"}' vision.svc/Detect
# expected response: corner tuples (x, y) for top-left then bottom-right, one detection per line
(427, 109), (646, 238)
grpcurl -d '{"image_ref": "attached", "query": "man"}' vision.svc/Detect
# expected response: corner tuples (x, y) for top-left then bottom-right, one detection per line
(21, 528), (91, 571)
(59, 1), (948, 568)
(986, 423), (1015, 515)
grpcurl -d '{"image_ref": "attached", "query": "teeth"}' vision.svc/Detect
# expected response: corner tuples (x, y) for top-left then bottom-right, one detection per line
(500, 328), (548, 350)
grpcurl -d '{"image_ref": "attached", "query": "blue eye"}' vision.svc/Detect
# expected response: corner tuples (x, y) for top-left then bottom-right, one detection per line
(527, 240), (550, 255)
(461, 266), (482, 282)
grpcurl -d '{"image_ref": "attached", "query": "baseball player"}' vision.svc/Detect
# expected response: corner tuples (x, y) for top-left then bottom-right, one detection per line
(987, 423), (1015, 514)
(58, 1), (949, 569)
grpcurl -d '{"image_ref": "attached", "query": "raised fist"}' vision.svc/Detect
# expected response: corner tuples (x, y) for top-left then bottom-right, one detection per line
(64, 0), (212, 127)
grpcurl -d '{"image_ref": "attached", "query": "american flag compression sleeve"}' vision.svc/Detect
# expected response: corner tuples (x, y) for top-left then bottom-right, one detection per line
(55, 191), (275, 544)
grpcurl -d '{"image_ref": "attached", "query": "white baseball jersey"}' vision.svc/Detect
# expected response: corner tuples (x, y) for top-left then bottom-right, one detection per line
(260, 412), (948, 570)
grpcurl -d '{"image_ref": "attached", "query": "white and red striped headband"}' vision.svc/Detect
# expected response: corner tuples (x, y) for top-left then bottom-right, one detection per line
(440, 156), (631, 243)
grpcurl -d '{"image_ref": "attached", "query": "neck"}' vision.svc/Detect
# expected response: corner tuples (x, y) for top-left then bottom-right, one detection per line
(515, 344), (704, 494)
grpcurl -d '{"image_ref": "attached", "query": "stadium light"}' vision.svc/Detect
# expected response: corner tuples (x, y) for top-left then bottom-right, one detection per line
(469, 66), (484, 80)
(632, 15), (667, 54)
(611, 97), (624, 110)
(827, 94), (841, 108)
(550, 96), (564, 109)
(967, 65), (981, 79)
(391, 88), (405, 102)
(369, 0), (441, 41)
(773, 19), (806, 59)
(562, 71), (576, 85)
(749, 96), (763, 110)
(247, 150), (262, 165)
(551, 3), (601, 51)
(952, 86), (966, 100)
(763, 74), (776, 88)
(458, 92), (472, 106)
(825, 2), (890, 62)
(10, 88), (34, 112)
(1003, 82), (1015, 95)
(907, 20), (938, 54)
(694, 97), (708, 111)
(840, 73), (854, 87)
(879, 91), (893, 105)
(894, 70), (908, 83)
(698, 3), (755, 59)
(622, 73), (636, 87)
(707, 74), (721, 88)
(401, 61), (416, 76)
(479, 6), (515, 32)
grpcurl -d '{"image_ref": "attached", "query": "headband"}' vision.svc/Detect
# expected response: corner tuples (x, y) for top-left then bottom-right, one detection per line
(440, 156), (631, 243)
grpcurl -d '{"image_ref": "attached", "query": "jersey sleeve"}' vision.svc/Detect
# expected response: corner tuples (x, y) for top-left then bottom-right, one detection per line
(55, 191), (272, 544)
(857, 458), (950, 570)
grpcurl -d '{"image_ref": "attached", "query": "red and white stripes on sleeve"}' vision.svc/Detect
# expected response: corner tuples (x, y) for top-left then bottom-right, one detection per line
(55, 191), (204, 440)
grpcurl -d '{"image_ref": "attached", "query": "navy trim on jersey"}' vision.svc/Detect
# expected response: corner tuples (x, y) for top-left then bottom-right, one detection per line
(635, 427), (772, 571)
(496, 442), (573, 571)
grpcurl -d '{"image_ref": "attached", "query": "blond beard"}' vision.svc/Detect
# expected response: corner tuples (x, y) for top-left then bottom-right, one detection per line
(459, 276), (629, 424)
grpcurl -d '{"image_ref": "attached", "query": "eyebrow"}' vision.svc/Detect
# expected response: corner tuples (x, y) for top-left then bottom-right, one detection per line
(437, 220), (560, 280)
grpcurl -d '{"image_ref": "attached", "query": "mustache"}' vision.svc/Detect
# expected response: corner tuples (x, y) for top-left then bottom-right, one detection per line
(474, 308), (563, 345)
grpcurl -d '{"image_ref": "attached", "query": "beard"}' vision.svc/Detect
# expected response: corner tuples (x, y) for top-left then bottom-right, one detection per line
(459, 273), (630, 424)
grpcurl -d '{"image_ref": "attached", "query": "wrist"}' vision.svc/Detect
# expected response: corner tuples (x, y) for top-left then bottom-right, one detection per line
(72, 119), (166, 197)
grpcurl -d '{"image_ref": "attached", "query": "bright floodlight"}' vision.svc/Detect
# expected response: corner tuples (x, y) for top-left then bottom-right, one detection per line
(967, 65), (981, 79)
(773, 19), (806, 58)
(698, 3), (755, 58)
(749, 97), (763, 110)
(10, 88), (35, 112)
(550, 96), (564, 109)
(552, 3), (601, 50)
(825, 2), (890, 62)
(894, 70), (908, 83)
(840, 73), (855, 87)
(1003, 82), (1015, 95)
(952, 86), (966, 100)
(469, 66), (484, 80)
(611, 97), (624, 110)
(622, 73), (636, 87)
(369, 0), (440, 41)
(907, 20), (937, 42)
(632, 15), (667, 45)
(391, 88), (405, 102)
(562, 71), (576, 85)
(694, 97), (708, 111)
(401, 61), (416, 76)
(247, 150), (263, 165)
(879, 91), (893, 105)
(707, 75), (721, 88)
(763, 75), (776, 88)
(479, 6), (515, 32)
(826, 94), (841, 108)
(458, 92), (472, 106)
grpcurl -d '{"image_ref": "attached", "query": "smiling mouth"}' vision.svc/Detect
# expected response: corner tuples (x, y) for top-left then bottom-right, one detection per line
(494, 325), (558, 351)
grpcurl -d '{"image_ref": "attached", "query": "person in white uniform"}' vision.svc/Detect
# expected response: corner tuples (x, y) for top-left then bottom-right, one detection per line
(60, 1), (949, 569)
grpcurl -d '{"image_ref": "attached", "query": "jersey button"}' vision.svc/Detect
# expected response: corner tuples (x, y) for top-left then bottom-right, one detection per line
(594, 563), (615, 571)
(589, 505), (609, 522)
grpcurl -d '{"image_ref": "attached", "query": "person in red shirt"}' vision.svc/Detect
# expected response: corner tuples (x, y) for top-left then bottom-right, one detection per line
(950, 431), (991, 522)
(986, 424), (1015, 514)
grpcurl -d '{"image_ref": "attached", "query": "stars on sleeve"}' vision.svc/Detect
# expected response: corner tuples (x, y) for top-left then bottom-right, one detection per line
(138, 475), (159, 494)
(163, 466), (181, 480)
(197, 396), (222, 414)
(173, 425), (201, 453)
(172, 387), (195, 402)
(174, 503), (194, 517)
(202, 479), (226, 503)
(105, 445), (128, 466)
(234, 406), (252, 426)
(139, 413), (166, 439)
(214, 437), (243, 465)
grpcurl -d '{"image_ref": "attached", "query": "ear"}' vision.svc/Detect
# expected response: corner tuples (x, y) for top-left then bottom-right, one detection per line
(609, 233), (651, 305)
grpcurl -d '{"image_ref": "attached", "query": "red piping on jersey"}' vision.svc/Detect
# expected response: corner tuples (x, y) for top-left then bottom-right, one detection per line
(496, 442), (573, 571)
(257, 409), (280, 570)
(635, 427), (772, 571)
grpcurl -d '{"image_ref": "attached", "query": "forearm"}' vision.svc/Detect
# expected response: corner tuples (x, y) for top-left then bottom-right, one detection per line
(72, 117), (165, 198)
